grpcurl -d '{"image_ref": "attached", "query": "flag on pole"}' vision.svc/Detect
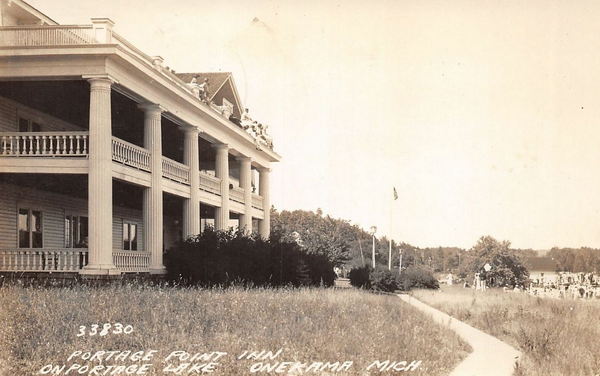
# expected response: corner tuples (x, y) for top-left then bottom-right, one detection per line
(393, 187), (398, 200)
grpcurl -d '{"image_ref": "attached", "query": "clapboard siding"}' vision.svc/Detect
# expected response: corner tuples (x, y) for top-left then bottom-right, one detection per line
(0, 96), (86, 132)
(0, 99), (17, 131)
(0, 183), (145, 251)
(0, 187), (18, 248)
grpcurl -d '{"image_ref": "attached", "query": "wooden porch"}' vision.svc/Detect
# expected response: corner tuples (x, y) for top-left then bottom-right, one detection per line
(0, 248), (152, 273)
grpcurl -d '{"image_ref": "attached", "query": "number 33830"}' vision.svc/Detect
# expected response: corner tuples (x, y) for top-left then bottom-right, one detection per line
(77, 323), (133, 337)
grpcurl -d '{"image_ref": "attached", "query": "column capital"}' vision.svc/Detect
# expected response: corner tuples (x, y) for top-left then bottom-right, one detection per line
(212, 143), (229, 151)
(84, 74), (118, 88)
(181, 125), (200, 135)
(236, 156), (251, 162)
(258, 167), (271, 173)
(137, 102), (165, 114)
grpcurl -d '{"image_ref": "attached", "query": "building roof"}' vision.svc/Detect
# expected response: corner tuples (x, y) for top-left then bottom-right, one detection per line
(524, 256), (558, 272)
(177, 71), (245, 120)
(175, 72), (231, 100)
(1, 0), (59, 25)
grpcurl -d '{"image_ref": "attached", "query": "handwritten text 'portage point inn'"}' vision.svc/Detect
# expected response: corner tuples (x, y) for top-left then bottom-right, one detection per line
(0, 0), (280, 278)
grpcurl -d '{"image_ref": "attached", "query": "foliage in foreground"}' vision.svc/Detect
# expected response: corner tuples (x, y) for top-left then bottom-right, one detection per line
(165, 228), (336, 287)
(349, 265), (439, 292)
(413, 286), (600, 376)
(0, 285), (468, 376)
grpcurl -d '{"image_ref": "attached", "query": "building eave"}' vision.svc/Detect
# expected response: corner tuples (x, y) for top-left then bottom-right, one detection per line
(0, 44), (281, 163)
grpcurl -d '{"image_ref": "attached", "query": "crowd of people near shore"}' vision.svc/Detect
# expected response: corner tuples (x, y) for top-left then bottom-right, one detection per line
(445, 271), (600, 300)
(526, 272), (600, 300)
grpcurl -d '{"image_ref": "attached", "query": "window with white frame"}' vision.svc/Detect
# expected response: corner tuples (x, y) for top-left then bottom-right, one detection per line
(18, 208), (43, 248)
(122, 222), (138, 251)
(65, 215), (88, 248)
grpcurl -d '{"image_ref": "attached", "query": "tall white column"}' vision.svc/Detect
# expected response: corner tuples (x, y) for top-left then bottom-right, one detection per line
(82, 77), (117, 275)
(213, 144), (229, 230)
(183, 127), (200, 238)
(258, 167), (271, 238)
(139, 103), (165, 274)
(238, 156), (253, 234)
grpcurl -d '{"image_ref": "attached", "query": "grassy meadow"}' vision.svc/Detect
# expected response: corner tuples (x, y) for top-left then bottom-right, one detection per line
(0, 285), (468, 375)
(412, 286), (600, 376)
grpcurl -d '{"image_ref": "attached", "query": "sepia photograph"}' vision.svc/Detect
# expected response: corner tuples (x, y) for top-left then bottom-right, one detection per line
(0, 0), (599, 375)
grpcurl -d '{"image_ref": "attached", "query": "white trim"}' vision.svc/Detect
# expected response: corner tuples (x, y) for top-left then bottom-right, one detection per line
(226, 74), (245, 116)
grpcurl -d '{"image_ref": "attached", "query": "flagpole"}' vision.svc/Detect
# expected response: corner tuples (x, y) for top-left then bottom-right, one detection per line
(398, 247), (403, 276)
(389, 187), (397, 271)
(388, 199), (392, 271)
(391, 186), (400, 274)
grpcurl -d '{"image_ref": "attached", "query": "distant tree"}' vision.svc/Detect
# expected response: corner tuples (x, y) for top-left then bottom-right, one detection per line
(271, 208), (355, 266)
(460, 236), (529, 287)
(548, 247), (600, 273)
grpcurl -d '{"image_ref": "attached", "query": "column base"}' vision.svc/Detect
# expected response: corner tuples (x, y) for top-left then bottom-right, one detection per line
(149, 267), (167, 275)
(79, 266), (121, 276)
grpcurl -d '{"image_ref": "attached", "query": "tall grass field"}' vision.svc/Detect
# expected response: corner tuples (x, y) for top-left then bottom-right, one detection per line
(0, 285), (468, 375)
(413, 286), (600, 376)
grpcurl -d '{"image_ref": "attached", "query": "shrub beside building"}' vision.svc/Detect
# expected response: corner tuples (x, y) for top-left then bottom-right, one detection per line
(165, 228), (336, 287)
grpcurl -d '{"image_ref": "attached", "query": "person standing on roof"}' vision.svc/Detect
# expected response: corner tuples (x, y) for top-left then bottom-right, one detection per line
(198, 78), (210, 103)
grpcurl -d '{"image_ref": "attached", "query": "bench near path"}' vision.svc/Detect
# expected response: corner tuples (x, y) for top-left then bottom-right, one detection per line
(397, 294), (521, 376)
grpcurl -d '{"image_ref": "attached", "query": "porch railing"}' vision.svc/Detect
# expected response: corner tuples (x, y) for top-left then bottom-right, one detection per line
(0, 132), (89, 156)
(230, 186), (245, 203)
(0, 249), (88, 272)
(111, 137), (151, 172)
(199, 172), (221, 196)
(0, 25), (95, 46)
(252, 194), (264, 210)
(162, 157), (190, 184)
(113, 251), (151, 272)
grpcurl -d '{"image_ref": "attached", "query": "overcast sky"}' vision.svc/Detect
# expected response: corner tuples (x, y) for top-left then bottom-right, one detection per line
(29, 0), (600, 249)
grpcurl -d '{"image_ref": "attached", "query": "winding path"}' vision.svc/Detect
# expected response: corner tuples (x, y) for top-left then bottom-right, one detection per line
(397, 294), (521, 376)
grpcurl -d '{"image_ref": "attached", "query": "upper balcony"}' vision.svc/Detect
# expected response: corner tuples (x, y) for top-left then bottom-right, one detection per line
(0, 23), (280, 161)
(0, 131), (264, 211)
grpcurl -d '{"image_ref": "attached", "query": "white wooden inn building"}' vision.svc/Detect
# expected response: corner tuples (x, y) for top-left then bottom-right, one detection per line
(0, 0), (280, 277)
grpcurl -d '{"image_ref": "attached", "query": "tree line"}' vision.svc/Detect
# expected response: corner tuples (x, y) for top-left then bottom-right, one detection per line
(548, 247), (600, 273)
(270, 208), (538, 287)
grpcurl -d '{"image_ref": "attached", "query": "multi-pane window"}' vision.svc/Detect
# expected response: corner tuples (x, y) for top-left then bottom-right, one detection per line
(18, 118), (41, 132)
(18, 208), (43, 248)
(65, 215), (88, 248)
(123, 223), (138, 251)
